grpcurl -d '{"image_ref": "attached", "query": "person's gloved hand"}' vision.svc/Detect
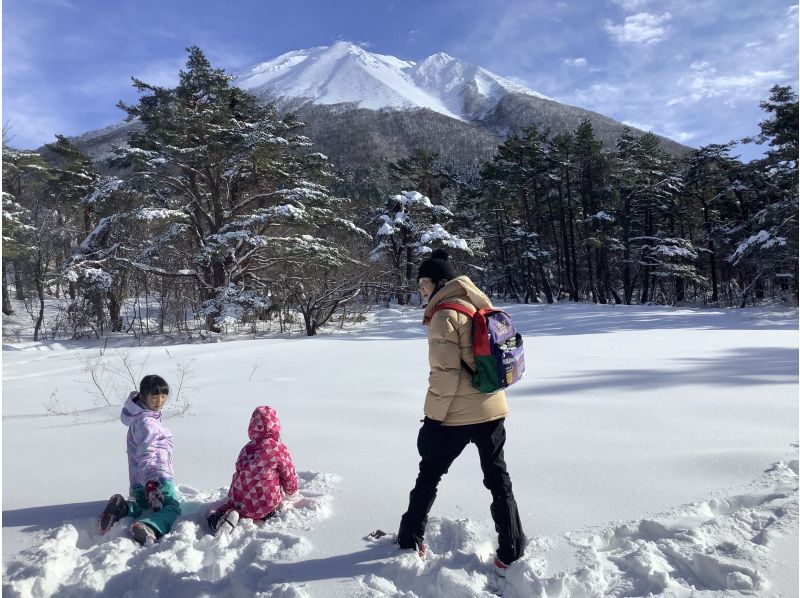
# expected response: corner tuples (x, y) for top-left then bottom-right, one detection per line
(145, 480), (164, 511)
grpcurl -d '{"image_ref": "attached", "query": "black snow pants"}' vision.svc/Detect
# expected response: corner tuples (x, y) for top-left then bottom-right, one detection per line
(398, 417), (525, 564)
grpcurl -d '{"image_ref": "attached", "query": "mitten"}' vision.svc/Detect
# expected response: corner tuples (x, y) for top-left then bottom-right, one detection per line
(145, 480), (164, 511)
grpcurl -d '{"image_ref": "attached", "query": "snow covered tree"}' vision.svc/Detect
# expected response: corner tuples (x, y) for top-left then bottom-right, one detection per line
(730, 86), (798, 305)
(1, 147), (75, 339)
(2, 185), (33, 315)
(611, 130), (685, 304)
(388, 149), (451, 202)
(479, 126), (558, 303)
(371, 190), (469, 303)
(572, 120), (620, 304)
(679, 143), (743, 303)
(3, 147), (51, 310)
(79, 46), (366, 332)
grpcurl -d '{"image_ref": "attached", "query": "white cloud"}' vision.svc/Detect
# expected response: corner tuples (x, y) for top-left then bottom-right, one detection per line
(563, 57), (588, 67)
(622, 119), (653, 131)
(568, 83), (624, 113)
(689, 60), (713, 71)
(669, 64), (787, 107)
(611, 0), (649, 9)
(668, 130), (697, 143)
(622, 120), (695, 143)
(3, 102), (66, 149)
(605, 12), (672, 44)
(132, 60), (185, 87)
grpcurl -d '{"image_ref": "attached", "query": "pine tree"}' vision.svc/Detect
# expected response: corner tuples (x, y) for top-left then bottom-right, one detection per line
(371, 190), (469, 303)
(573, 120), (620, 303)
(612, 130), (683, 303)
(80, 46), (365, 332)
(388, 149), (451, 202)
(1, 147), (68, 339)
(731, 86), (798, 305)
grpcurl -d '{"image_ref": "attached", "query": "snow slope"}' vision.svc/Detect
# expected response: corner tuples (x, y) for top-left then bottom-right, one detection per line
(2, 304), (798, 597)
(236, 41), (548, 121)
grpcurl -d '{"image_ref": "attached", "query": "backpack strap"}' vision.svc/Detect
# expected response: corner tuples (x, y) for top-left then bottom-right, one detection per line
(430, 302), (478, 376)
(431, 302), (476, 319)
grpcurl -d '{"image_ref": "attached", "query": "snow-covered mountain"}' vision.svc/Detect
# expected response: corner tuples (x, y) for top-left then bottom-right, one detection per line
(68, 43), (691, 168)
(237, 41), (549, 121)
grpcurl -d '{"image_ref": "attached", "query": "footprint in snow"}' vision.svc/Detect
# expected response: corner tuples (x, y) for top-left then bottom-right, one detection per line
(2, 471), (336, 598)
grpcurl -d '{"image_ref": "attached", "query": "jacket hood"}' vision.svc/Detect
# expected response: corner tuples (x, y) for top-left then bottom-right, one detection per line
(423, 275), (493, 324)
(248, 406), (281, 441)
(120, 391), (161, 427)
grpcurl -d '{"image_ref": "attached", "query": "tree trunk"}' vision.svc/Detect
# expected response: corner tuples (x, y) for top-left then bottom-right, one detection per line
(739, 270), (764, 308)
(13, 260), (24, 300)
(557, 186), (574, 301)
(33, 255), (46, 342)
(675, 277), (685, 303)
(702, 202), (719, 303)
(107, 292), (123, 332)
(2, 261), (14, 315)
(537, 263), (554, 304)
(564, 172), (580, 301)
(302, 309), (317, 336)
(34, 283), (45, 341)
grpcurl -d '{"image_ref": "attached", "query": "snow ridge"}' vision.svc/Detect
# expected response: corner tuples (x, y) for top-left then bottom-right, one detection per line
(2, 471), (338, 597)
(236, 41), (548, 121)
(4, 461), (796, 597)
(358, 460), (798, 597)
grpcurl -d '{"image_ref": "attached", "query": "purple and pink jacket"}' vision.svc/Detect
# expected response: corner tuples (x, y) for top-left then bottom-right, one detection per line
(121, 392), (174, 488)
(218, 406), (298, 520)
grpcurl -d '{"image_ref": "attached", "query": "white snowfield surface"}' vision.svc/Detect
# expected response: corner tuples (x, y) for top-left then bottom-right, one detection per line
(236, 41), (549, 121)
(2, 303), (798, 597)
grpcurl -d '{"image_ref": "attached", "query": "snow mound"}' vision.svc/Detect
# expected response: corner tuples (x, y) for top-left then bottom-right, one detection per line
(558, 460), (798, 597)
(2, 471), (337, 597)
(357, 461), (797, 597)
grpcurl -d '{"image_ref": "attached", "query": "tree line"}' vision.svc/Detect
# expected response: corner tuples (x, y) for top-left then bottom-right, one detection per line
(3, 48), (797, 340)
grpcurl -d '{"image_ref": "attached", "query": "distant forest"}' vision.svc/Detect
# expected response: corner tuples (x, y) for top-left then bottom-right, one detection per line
(3, 47), (797, 339)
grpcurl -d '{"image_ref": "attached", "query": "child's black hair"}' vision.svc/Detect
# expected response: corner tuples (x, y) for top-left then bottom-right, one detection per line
(139, 374), (170, 397)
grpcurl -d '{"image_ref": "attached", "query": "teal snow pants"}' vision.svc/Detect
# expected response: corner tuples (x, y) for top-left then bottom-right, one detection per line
(127, 480), (181, 537)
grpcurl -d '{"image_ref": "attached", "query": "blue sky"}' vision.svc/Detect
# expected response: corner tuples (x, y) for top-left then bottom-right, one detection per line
(3, 0), (798, 161)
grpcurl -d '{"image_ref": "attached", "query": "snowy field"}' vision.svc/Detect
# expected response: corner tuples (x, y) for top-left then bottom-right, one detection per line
(2, 303), (798, 597)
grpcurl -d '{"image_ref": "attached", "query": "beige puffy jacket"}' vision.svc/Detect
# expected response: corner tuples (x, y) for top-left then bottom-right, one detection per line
(422, 276), (509, 425)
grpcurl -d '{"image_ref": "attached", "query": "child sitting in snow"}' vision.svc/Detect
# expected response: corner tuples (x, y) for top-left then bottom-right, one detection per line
(207, 406), (299, 535)
(97, 374), (181, 546)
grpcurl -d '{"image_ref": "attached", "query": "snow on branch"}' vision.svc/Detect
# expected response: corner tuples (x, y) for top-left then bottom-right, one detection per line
(418, 224), (471, 254)
(729, 230), (787, 265)
(82, 177), (123, 206)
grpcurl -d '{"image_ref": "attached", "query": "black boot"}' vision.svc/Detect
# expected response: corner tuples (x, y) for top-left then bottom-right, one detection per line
(98, 494), (128, 534)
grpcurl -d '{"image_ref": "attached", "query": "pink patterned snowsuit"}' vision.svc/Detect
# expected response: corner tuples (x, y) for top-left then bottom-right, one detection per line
(218, 406), (298, 519)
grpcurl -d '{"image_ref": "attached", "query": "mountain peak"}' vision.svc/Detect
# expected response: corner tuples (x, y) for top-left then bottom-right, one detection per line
(426, 51), (456, 62)
(236, 44), (546, 121)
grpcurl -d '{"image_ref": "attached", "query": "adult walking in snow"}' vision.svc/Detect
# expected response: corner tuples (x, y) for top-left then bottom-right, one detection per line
(397, 249), (525, 574)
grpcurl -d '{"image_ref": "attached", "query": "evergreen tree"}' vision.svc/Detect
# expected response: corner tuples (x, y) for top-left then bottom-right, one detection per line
(479, 126), (557, 303)
(612, 130), (683, 303)
(1, 147), (68, 339)
(731, 86), (798, 305)
(680, 143), (742, 303)
(79, 46), (365, 332)
(371, 190), (468, 303)
(573, 120), (620, 303)
(388, 149), (451, 202)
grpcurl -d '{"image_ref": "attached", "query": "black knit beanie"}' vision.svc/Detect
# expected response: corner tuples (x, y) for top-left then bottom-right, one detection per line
(417, 249), (457, 283)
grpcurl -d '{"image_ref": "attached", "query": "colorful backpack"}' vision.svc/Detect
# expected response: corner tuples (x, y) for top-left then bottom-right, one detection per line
(431, 303), (525, 393)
